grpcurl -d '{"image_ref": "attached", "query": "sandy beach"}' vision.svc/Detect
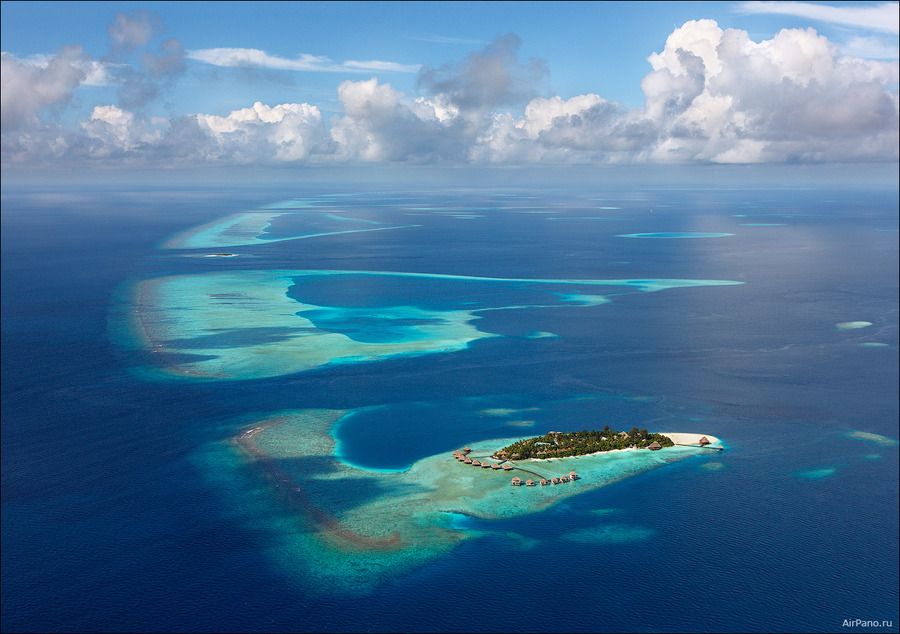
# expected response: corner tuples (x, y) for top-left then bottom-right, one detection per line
(662, 432), (722, 446)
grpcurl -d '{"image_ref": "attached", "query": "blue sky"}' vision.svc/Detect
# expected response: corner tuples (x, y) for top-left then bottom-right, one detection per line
(1, 1), (898, 179)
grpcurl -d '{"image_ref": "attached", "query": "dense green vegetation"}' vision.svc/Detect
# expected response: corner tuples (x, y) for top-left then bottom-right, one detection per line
(497, 426), (674, 459)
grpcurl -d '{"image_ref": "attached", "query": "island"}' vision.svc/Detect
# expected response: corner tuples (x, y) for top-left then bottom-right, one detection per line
(494, 426), (678, 460)
(210, 407), (724, 593)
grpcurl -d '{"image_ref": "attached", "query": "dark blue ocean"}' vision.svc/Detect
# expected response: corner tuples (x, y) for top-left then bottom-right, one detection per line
(2, 183), (898, 633)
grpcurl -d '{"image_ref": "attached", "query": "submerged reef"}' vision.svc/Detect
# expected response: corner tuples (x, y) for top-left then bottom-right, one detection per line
(119, 270), (742, 381)
(213, 408), (723, 593)
(161, 211), (416, 249)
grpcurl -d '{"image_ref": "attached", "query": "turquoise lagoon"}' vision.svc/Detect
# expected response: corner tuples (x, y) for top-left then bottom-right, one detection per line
(200, 405), (723, 593)
(124, 201), (742, 590)
(124, 270), (743, 380)
(7, 185), (898, 632)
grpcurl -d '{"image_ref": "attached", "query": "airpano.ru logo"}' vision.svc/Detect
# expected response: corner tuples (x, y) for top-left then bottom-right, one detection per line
(842, 619), (894, 629)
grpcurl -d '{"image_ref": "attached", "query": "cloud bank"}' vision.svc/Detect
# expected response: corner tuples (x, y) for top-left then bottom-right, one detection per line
(2, 18), (898, 168)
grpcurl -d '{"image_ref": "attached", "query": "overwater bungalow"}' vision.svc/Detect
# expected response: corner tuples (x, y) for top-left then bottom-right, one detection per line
(559, 475), (569, 482)
(568, 471), (578, 480)
(502, 463), (514, 471)
(540, 479), (550, 486)
(462, 447), (472, 453)
(551, 477), (560, 484)
(648, 441), (662, 451)
(699, 436), (710, 445)
(471, 459), (482, 467)
(481, 462), (491, 469)
(464, 457), (473, 464)
(526, 480), (536, 486)
(511, 477), (522, 486)
(491, 463), (501, 470)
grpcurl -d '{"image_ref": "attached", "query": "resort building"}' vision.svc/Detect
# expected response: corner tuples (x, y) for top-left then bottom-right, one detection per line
(648, 441), (662, 451)
(699, 436), (710, 445)
(526, 480), (536, 486)
(502, 463), (514, 471)
(568, 471), (578, 480)
(511, 477), (522, 486)
(540, 479), (550, 486)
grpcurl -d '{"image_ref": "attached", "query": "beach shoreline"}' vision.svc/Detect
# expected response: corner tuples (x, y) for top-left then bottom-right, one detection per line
(509, 432), (722, 463)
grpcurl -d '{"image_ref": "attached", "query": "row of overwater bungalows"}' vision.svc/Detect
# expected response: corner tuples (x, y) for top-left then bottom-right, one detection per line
(511, 473), (578, 486)
(453, 448), (580, 487)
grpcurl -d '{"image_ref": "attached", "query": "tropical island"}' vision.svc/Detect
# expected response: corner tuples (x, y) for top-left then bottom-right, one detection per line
(495, 426), (677, 460)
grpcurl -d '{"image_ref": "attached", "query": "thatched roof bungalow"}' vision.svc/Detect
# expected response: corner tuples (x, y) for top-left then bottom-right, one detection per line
(540, 479), (550, 486)
(471, 459), (481, 466)
(511, 477), (522, 486)
(526, 479), (536, 486)
(502, 463), (514, 471)
(699, 436), (710, 445)
(568, 471), (578, 480)
(491, 463), (501, 470)
(551, 477), (560, 484)
(464, 457), (473, 464)
(648, 441), (662, 451)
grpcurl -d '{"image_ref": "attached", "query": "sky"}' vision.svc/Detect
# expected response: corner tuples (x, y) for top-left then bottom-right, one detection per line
(1, 1), (898, 181)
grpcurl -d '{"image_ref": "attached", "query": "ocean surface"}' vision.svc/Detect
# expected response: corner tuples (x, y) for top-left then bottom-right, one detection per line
(2, 183), (898, 633)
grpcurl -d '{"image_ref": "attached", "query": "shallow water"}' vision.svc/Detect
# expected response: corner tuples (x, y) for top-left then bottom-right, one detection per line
(2, 184), (897, 633)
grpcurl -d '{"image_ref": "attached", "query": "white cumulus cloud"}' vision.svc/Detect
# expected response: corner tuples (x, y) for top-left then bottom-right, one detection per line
(474, 20), (898, 164)
(81, 104), (162, 155)
(640, 20), (899, 163)
(2, 23), (897, 167)
(185, 101), (328, 162)
(1, 47), (89, 131)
